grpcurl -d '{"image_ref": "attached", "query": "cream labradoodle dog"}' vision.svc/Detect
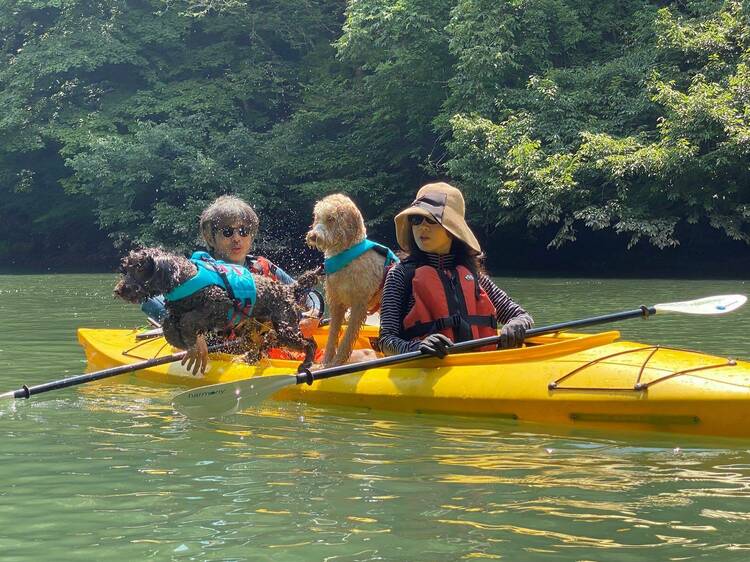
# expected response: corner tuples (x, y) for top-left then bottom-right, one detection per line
(306, 194), (398, 366)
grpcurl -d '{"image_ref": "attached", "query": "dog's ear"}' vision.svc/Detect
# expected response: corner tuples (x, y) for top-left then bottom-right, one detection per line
(136, 252), (156, 279)
(114, 249), (158, 302)
(148, 252), (178, 291)
(118, 251), (134, 275)
(343, 205), (366, 238)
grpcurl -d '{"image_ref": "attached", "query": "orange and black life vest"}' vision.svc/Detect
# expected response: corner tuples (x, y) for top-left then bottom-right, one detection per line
(402, 264), (498, 350)
(248, 256), (276, 280)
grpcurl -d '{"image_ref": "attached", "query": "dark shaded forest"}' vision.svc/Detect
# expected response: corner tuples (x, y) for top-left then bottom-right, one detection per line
(1, 0), (749, 276)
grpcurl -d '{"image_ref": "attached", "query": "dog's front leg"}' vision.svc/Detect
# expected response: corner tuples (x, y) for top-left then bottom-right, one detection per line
(300, 338), (317, 370)
(163, 316), (189, 350)
(322, 301), (346, 366)
(176, 310), (215, 349)
(332, 302), (368, 366)
(272, 324), (317, 370)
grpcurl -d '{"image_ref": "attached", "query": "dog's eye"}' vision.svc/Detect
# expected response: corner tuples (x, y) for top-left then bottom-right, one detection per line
(326, 216), (335, 223)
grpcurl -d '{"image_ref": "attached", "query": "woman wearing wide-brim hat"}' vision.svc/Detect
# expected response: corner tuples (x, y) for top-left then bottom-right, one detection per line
(378, 182), (534, 357)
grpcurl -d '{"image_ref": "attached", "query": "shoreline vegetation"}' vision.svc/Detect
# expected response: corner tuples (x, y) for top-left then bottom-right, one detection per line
(2, 228), (747, 280)
(1, 1), (749, 274)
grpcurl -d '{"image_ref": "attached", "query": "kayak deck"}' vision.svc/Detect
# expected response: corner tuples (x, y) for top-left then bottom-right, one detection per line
(77, 327), (750, 438)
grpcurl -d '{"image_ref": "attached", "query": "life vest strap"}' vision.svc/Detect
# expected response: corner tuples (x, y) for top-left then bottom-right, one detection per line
(166, 252), (257, 328)
(404, 314), (497, 340)
(213, 267), (236, 302)
(199, 258), (254, 327)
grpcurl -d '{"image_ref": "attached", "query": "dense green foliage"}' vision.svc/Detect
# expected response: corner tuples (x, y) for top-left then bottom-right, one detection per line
(1, 0), (748, 268)
(0, 0), (342, 262)
(446, 0), (750, 249)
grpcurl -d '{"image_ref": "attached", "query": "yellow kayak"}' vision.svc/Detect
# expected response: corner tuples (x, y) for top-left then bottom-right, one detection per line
(77, 324), (750, 438)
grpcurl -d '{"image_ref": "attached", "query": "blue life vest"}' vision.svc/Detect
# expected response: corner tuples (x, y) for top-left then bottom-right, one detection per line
(165, 251), (257, 325)
(324, 239), (399, 275)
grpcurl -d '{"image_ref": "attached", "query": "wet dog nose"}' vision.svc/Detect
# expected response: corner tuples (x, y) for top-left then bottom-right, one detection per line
(113, 284), (130, 301)
(306, 231), (318, 243)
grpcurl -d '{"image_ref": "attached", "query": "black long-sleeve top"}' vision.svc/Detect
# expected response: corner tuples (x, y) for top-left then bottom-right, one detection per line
(378, 253), (534, 356)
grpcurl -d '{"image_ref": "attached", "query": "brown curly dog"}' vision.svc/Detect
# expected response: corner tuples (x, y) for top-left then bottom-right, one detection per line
(114, 247), (320, 369)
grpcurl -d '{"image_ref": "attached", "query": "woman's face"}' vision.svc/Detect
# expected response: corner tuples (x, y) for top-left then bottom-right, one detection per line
(212, 223), (253, 264)
(411, 215), (453, 255)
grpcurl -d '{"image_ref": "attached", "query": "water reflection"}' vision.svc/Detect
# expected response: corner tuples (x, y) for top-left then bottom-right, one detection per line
(5, 384), (750, 559)
(3, 274), (750, 559)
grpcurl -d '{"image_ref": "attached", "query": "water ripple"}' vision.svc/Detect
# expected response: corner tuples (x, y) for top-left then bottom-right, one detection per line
(3, 274), (750, 560)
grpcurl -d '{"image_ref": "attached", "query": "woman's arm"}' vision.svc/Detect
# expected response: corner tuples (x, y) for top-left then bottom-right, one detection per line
(269, 263), (295, 285)
(378, 265), (421, 356)
(247, 256), (295, 284)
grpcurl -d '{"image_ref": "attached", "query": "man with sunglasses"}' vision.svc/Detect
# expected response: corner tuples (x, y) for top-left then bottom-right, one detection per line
(142, 195), (323, 373)
(201, 202), (295, 285)
(187, 195), (322, 301)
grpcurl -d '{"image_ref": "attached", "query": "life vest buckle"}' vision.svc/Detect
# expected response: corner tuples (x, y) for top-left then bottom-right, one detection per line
(435, 314), (461, 330)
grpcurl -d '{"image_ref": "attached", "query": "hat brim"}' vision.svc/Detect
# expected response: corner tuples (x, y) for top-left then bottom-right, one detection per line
(395, 207), (481, 255)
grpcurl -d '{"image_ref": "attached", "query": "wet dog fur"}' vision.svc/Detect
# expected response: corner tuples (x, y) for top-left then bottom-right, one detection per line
(114, 247), (319, 369)
(306, 194), (387, 366)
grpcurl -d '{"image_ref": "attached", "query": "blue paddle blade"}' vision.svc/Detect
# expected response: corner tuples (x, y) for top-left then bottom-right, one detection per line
(172, 374), (297, 418)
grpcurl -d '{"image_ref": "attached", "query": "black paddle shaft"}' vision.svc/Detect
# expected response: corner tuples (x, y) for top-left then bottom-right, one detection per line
(3, 343), (230, 400)
(295, 306), (656, 386)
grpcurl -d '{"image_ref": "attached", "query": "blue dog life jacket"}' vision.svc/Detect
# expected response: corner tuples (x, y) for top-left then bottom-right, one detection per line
(165, 251), (257, 325)
(324, 239), (399, 275)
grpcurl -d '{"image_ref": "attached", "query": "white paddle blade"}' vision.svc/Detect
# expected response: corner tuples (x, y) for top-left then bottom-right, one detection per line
(172, 374), (296, 418)
(364, 312), (380, 326)
(655, 294), (747, 315)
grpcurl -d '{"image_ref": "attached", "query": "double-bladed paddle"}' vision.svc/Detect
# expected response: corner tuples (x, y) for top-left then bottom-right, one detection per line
(171, 294), (747, 418)
(0, 342), (231, 401)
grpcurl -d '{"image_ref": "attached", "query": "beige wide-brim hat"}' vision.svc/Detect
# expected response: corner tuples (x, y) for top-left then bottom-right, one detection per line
(395, 182), (481, 254)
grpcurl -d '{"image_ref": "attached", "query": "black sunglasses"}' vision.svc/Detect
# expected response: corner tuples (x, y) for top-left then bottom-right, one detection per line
(408, 215), (438, 226)
(219, 226), (251, 238)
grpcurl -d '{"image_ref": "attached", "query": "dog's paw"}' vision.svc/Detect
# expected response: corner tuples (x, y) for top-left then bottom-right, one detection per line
(235, 351), (261, 365)
(348, 349), (378, 363)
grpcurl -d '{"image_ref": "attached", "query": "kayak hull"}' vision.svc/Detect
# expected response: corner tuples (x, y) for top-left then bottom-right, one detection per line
(77, 327), (750, 438)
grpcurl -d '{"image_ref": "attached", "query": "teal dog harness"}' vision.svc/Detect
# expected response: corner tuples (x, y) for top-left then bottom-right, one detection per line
(165, 251), (257, 325)
(323, 239), (399, 275)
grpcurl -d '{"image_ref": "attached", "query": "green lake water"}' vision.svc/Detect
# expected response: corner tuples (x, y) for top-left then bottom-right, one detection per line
(1, 273), (750, 561)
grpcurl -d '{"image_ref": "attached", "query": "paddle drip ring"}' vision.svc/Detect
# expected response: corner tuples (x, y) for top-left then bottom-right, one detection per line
(640, 305), (650, 319)
(297, 366), (314, 385)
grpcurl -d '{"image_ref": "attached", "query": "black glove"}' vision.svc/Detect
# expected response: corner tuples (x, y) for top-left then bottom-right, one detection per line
(419, 333), (453, 358)
(499, 321), (526, 349)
